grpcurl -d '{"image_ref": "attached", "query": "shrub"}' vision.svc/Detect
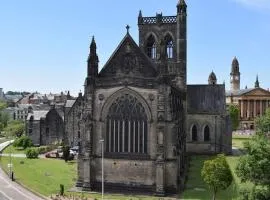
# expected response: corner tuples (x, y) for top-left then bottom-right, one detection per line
(59, 184), (64, 196)
(13, 135), (33, 149)
(26, 148), (39, 159)
(62, 146), (70, 162)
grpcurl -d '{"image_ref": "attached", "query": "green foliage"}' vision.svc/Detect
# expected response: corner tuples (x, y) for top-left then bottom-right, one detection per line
(201, 154), (233, 200)
(236, 134), (270, 187)
(228, 104), (240, 131)
(26, 148), (39, 159)
(37, 146), (55, 154)
(4, 120), (24, 137)
(0, 100), (7, 111)
(255, 108), (270, 134)
(59, 184), (64, 196)
(62, 145), (70, 162)
(0, 111), (9, 134)
(13, 135), (33, 149)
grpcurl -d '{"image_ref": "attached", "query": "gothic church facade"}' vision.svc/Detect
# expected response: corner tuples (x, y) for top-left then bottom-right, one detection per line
(65, 0), (231, 195)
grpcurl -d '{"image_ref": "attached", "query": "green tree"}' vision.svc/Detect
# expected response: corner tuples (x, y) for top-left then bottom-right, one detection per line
(236, 134), (270, 198)
(0, 100), (7, 111)
(4, 120), (25, 137)
(255, 108), (270, 134)
(201, 154), (233, 200)
(0, 112), (9, 135)
(228, 104), (240, 131)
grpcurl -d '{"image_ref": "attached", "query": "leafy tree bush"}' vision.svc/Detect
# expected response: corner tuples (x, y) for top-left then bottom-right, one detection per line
(62, 145), (70, 162)
(13, 135), (33, 149)
(201, 154), (233, 200)
(255, 108), (270, 135)
(26, 148), (39, 159)
(236, 134), (270, 197)
(4, 120), (25, 137)
(228, 104), (240, 131)
(59, 184), (64, 196)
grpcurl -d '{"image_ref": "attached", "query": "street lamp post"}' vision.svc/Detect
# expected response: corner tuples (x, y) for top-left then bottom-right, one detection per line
(99, 139), (104, 200)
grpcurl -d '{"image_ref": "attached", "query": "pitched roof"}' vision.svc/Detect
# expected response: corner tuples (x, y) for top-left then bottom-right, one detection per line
(65, 100), (76, 108)
(226, 88), (253, 96)
(27, 110), (49, 121)
(225, 87), (270, 97)
(99, 33), (157, 78)
(187, 84), (226, 114)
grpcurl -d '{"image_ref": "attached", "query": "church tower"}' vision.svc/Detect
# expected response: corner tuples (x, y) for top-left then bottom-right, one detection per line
(138, 0), (187, 90)
(230, 57), (240, 91)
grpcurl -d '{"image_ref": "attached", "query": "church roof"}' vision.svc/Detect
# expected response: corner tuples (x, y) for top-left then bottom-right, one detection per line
(187, 85), (225, 114)
(65, 100), (76, 108)
(27, 110), (49, 121)
(98, 32), (158, 78)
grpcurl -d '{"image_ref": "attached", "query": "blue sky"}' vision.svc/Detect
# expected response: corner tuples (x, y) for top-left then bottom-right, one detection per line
(0, 0), (270, 95)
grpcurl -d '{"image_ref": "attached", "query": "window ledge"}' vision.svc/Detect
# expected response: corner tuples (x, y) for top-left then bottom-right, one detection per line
(104, 152), (150, 160)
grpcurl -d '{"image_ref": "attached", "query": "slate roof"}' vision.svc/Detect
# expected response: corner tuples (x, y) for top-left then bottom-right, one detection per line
(27, 110), (49, 121)
(65, 100), (76, 108)
(187, 84), (226, 114)
(99, 33), (158, 78)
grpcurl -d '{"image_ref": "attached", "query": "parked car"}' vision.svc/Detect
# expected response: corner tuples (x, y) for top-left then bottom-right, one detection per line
(70, 146), (79, 153)
(45, 150), (59, 158)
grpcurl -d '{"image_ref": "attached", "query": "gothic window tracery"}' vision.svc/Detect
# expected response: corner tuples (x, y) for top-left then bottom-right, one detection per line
(146, 35), (157, 59)
(191, 125), (197, 141)
(204, 125), (210, 142)
(106, 94), (148, 154)
(165, 35), (173, 59)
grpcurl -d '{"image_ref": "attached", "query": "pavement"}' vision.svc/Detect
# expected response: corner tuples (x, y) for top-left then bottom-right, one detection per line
(0, 140), (46, 200)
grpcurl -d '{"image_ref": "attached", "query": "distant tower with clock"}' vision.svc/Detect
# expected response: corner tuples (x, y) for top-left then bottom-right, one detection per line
(230, 57), (240, 91)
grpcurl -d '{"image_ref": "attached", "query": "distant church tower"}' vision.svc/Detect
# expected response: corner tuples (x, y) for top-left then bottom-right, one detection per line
(230, 57), (240, 91)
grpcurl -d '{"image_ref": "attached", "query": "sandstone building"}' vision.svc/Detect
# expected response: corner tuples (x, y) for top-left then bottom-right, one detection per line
(226, 57), (270, 130)
(65, 0), (231, 195)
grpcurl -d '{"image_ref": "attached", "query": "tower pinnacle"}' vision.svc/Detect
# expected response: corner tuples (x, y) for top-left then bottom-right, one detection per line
(255, 74), (260, 88)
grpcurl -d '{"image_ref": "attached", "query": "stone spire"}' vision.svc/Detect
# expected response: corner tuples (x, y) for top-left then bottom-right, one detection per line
(87, 36), (99, 77)
(231, 56), (239, 74)
(255, 75), (260, 88)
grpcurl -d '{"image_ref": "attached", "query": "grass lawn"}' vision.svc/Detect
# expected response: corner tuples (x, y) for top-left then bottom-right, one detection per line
(182, 155), (238, 200)
(0, 157), (77, 196)
(0, 157), (169, 199)
(2, 145), (26, 154)
(232, 135), (251, 151)
(182, 155), (253, 200)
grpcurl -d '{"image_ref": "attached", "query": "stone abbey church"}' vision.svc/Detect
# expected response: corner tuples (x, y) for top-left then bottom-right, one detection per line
(64, 0), (232, 195)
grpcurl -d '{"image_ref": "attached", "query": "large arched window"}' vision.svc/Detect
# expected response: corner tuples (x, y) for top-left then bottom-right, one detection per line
(204, 125), (210, 142)
(191, 125), (198, 141)
(165, 35), (174, 59)
(106, 94), (148, 154)
(146, 35), (157, 59)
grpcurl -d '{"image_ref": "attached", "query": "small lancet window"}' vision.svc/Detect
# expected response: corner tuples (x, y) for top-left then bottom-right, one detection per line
(204, 125), (210, 142)
(146, 35), (157, 59)
(165, 35), (173, 59)
(192, 125), (197, 141)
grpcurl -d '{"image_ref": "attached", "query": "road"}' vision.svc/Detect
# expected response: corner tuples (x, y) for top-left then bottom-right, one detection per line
(0, 140), (46, 200)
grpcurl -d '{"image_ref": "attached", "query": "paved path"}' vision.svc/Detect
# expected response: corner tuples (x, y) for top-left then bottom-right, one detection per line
(0, 140), (46, 200)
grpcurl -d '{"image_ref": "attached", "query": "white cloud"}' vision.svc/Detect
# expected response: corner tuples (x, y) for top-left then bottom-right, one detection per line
(233, 0), (270, 10)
